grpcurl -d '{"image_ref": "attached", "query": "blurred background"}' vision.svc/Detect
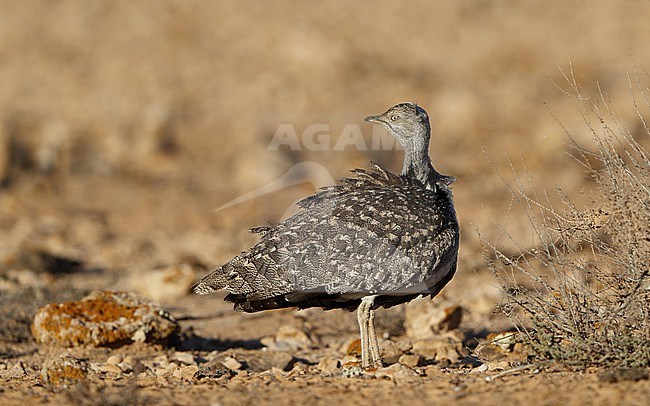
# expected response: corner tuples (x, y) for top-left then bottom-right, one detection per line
(0, 1), (649, 323)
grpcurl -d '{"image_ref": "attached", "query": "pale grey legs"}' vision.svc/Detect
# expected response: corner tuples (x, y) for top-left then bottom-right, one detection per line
(367, 304), (381, 365)
(357, 295), (382, 369)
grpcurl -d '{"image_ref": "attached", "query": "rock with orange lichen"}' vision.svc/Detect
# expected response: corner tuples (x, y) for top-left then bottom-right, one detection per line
(31, 290), (178, 347)
(41, 355), (90, 386)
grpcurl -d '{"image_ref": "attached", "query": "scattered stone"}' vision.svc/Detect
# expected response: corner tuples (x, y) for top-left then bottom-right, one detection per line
(194, 366), (236, 380)
(277, 324), (312, 349)
(379, 338), (408, 365)
(122, 355), (136, 368)
(483, 360), (511, 371)
(405, 298), (463, 339)
(338, 355), (357, 365)
(154, 367), (168, 377)
(129, 264), (196, 302)
(106, 354), (122, 365)
(263, 325), (313, 351)
(135, 373), (156, 386)
(266, 367), (287, 380)
(119, 355), (143, 373)
(41, 355), (89, 386)
(369, 363), (420, 379)
(286, 362), (309, 377)
(317, 357), (340, 373)
(259, 336), (275, 348)
(0, 362), (27, 380)
(200, 353), (228, 370)
(341, 362), (364, 378)
(172, 365), (199, 381)
(172, 351), (196, 365)
(149, 354), (169, 371)
(245, 351), (294, 372)
(476, 332), (521, 361)
(412, 332), (468, 363)
(31, 290), (178, 347)
(132, 329), (147, 343)
(487, 331), (517, 352)
(399, 354), (423, 368)
(222, 357), (242, 371)
(98, 363), (122, 375)
(474, 343), (505, 361)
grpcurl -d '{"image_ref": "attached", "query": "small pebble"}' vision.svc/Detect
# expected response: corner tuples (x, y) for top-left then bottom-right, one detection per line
(173, 352), (196, 365)
(399, 354), (423, 368)
(341, 364), (364, 378)
(222, 357), (242, 371)
(153, 355), (169, 368)
(123, 355), (135, 366)
(172, 365), (199, 381)
(106, 354), (122, 365)
(100, 364), (122, 375)
(317, 357), (340, 373)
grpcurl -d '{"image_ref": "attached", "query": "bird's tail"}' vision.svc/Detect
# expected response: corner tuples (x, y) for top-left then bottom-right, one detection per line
(191, 268), (228, 294)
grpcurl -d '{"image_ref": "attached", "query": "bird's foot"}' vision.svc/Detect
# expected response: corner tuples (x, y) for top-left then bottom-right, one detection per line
(362, 358), (383, 370)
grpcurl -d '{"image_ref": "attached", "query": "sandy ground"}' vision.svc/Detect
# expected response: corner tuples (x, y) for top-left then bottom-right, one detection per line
(1, 1), (649, 405)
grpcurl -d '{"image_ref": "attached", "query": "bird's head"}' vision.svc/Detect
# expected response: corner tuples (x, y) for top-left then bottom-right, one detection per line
(364, 102), (430, 144)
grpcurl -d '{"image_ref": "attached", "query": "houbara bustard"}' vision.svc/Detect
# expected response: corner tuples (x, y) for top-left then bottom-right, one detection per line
(193, 103), (459, 368)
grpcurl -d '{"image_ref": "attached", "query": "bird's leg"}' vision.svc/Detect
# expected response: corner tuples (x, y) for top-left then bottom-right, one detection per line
(367, 307), (382, 367)
(357, 299), (371, 368)
(359, 295), (380, 369)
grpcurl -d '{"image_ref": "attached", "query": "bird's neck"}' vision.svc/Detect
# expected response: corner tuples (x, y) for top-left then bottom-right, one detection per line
(401, 134), (437, 189)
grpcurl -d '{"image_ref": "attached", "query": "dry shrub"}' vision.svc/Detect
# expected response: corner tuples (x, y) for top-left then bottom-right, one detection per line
(483, 68), (650, 368)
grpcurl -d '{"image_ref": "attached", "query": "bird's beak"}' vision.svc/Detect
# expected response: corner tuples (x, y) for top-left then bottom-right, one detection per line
(364, 115), (383, 124)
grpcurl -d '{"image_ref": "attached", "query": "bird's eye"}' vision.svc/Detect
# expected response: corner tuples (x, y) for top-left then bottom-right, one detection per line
(390, 115), (399, 121)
